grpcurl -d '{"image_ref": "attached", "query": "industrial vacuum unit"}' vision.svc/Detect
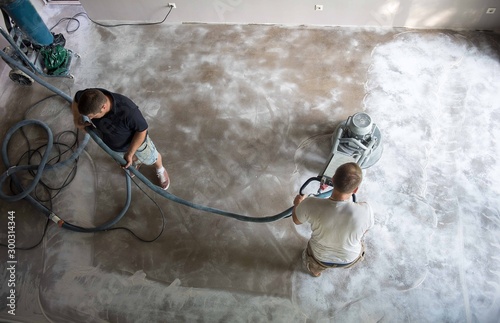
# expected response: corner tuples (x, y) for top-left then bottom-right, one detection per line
(0, 0), (76, 85)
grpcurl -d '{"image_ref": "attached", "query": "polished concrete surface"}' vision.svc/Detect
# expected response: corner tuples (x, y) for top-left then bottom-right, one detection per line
(1, 5), (500, 322)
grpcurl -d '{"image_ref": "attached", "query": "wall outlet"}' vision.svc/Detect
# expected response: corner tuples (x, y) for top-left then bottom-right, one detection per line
(168, 3), (176, 8)
(486, 7), (496, 14)
(315, 4), (324, 11)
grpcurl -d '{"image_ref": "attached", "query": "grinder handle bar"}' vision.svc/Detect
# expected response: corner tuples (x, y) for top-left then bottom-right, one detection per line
(298, 176), (356, 202)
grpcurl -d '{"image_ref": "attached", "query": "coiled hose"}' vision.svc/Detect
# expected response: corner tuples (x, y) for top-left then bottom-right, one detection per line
(0, 118), (132, 232)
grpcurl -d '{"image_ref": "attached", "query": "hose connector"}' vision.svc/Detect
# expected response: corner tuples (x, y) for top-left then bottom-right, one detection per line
(49, 213), (64, 227)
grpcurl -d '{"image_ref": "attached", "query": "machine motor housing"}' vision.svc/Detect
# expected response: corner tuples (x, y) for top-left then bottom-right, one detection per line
(320, 112), (383, 187)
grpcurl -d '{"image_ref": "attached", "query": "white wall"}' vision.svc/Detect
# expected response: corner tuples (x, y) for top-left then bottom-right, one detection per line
(78, 0), (500, 30)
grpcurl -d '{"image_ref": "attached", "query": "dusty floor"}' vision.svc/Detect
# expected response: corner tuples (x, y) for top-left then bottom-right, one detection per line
(1, 4), (500, 323)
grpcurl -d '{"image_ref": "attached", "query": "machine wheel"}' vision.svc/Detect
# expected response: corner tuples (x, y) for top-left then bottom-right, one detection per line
(9, 69), (34, 86)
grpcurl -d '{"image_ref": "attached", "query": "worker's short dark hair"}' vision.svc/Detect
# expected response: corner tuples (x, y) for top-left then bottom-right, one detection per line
(333, 162), (362, 193)
(78, 89), (107, 115)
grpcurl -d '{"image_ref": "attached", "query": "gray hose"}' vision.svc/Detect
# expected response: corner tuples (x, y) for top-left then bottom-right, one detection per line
(85, 126), (294, 222)
(0, 119), (131, 232)
(0, 46), (323, 226)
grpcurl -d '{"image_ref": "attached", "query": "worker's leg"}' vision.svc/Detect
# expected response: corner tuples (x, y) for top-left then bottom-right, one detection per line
(134, 135), (170, 190)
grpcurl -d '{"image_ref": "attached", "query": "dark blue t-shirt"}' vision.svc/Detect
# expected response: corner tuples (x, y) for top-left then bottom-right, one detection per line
(75, 88), (148, 152)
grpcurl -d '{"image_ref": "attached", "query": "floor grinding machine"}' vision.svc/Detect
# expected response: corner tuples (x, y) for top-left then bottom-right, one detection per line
(0, 0), (76, 85)
(300, 112), (383, 196)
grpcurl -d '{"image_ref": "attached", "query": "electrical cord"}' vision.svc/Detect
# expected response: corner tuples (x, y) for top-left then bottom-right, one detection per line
(50, 6), (173, 33)
(101, 172), (166, 243)
(82, 6), (173, 28)
(16, 130), (79, 203)
(50, 14), (82, 33)
(0, 217), (51, 250)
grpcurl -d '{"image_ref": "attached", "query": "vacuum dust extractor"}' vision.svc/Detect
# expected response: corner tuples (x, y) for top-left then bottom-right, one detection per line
(0, 0), (77, 85)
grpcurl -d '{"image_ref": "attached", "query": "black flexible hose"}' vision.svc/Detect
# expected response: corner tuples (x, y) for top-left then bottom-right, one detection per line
(296, 175), (356, 204)
(299, 176), (321, 196)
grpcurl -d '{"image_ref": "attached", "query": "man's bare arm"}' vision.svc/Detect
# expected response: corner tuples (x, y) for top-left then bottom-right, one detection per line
(292, 194), (305, 225)
(123, 129), (147, 168)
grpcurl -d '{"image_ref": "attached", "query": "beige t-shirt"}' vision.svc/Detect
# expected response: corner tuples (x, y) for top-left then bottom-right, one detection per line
(296, 197), (374, 263)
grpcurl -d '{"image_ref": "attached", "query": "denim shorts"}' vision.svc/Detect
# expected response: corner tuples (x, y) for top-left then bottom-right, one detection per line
(115, 134), (158, 165)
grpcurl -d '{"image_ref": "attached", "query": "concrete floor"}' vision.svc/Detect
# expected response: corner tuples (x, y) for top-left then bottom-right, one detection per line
(1, 4), (500, 323)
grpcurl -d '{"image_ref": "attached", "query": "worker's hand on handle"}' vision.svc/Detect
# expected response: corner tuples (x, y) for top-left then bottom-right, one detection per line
(71, 101), (92, 130)
(122, 152), (133, 169)
(74, 115), (91, 130)
(294, 194), (306, 206)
